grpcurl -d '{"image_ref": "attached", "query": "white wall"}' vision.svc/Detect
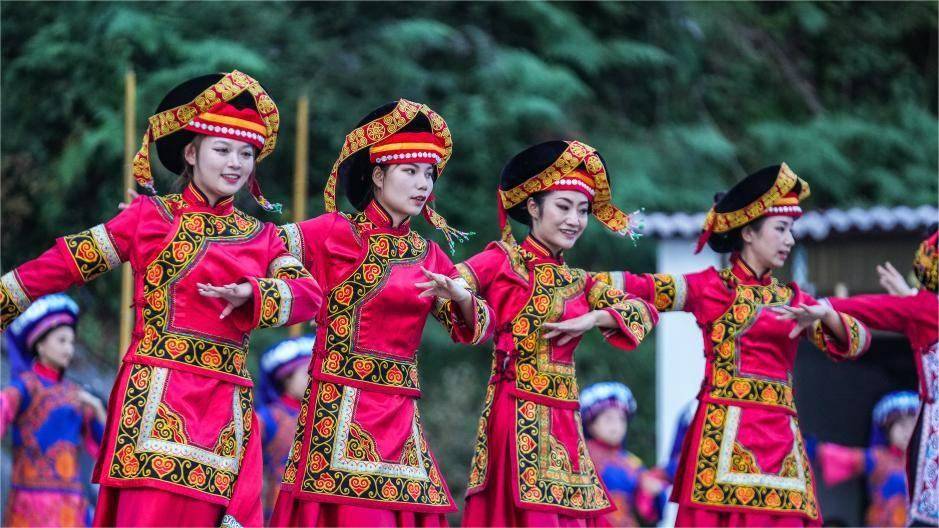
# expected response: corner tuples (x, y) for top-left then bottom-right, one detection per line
(654, 238), (720, 526)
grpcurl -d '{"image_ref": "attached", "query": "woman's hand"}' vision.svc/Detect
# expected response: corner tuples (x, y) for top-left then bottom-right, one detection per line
(117, 188), (140, 211)
(78, 389), (106, 422)
(774, 303), (834, 339)
(877, 261), (915, 296)
(542, 311), (605, 346)
(416, 267), (470, 303)
(197, 282), (253, 319)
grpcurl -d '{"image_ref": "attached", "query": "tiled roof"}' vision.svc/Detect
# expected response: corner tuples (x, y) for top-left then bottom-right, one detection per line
(637, 205), (938, 240)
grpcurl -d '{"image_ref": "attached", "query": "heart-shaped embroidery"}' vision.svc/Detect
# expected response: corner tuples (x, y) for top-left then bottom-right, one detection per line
(146, 265), (164, 286)
(705, 486), (724, 502)
(352, 359), (374, 378)
(732, 381), (751, 398)
(334, 284), (355, 306)
(550, 484), (564, 503)
(518, 434), (536, 453)
(531, 294), (551, 314)
(215, 473), (231, 493)
(348, 476), (370, 495)
(707, 408), (725, 427)
(734, 487), (755, 504)
(362, 263), (382, 284)
(308, 452), (327, 473)
(314, 417), (335, 437)
(765, 490), (782, 508)
(530, 375), (550, 392)
(172, 241), (195, 262)
(789, 491), (803, 508)
(152, 456), (176, 477)
(188, 465), (207, 487)
(164, 338), (190, 359)
(701, 438), (720, 457)
(698, 468), (715, 487)
(761, 385), (778, 402)
(74, 241), (98, 263)
(537, 267), (556, 286)
(714, 368), (731, 388)
(314, 473), (335, 491)
(387, 365), (404, 384)
(329, 315), (351, 338)
(200, 347), (222, 368)
(321, 383), (341, 403)
(372, 238), (390, 258)
(406, 481), (422, 500)
(381, 480), (398, 499)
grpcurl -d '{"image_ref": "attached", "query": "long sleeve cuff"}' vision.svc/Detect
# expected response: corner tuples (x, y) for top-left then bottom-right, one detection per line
(810, 310), (870, 360)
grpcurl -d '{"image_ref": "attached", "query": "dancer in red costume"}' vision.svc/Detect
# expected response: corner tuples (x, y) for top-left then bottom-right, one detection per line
(458, 141), (658, 526)
(595, 164), (871, 526)
(269, 100), (493, 527)
(0, 71), (324, 527)
(825, 230), (939, 526)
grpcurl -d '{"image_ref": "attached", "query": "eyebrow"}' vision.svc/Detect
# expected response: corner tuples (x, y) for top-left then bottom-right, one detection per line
(555, 196), (589, 207)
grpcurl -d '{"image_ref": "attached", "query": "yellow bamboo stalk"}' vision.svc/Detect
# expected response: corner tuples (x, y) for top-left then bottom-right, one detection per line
(119, 70), (136, 359)
(289, 96), (309, 337)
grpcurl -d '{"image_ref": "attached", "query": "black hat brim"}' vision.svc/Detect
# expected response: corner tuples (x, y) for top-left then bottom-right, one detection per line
(500, 140), (596, 225)
(154, 74), (260, 175)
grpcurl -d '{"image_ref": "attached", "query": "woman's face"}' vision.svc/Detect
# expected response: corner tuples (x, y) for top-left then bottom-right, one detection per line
(528, 191), (590, 254)
(185, 137), (256, 204)
(372, 163), (435, 223)
(741, 216), (795, 271)
(587, 406), (628, 447)
(283, 364), (310, 400)
(889, 415), (917, 450)
(35, 325), (75, 371)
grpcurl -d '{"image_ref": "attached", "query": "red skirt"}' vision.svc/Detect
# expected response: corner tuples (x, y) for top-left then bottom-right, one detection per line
(269, 491), (448, 527)
(462, 382), (610, 527)
(675, 505), (822, 527)
(93, 487), (224, 527)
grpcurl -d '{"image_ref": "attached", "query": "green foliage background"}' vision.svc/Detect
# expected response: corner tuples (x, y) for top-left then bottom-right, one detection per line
(2, 1), (936, 519)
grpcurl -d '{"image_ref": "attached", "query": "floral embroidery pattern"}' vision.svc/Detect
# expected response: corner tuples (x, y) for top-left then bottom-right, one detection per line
(63, 224), (123, 283)
(107, 365), (253, 501)
(318, 214), (428, 393)
(135, 197), (263, 381)
(296, 382), (452, 508)
(515, 399), (611, 512)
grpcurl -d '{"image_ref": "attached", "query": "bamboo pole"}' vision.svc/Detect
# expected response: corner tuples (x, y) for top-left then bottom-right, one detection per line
(118, 70), (136, 359)
(289, 96), (310, 337)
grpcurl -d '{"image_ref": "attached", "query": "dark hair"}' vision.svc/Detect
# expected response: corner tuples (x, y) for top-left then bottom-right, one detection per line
(707, 216), (768, 253)
(523, 192), (549, 227)
(174, 135), (205, 190)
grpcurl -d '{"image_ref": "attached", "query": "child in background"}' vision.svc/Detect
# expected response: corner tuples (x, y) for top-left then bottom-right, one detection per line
(580, 382), (669, 527)
(256, 335), (314, 523)
(810, 391), (919, 527)
(1, 294), (106, 526)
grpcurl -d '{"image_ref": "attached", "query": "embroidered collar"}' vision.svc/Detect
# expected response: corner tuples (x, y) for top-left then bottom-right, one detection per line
(730, 254), (773, 286)
(363, 199), (411, 234)
(521, 235), (564, 265)
(182, 182), (235, 215)
(280, 394), (302, 412)
(33, 361), (63, 383)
